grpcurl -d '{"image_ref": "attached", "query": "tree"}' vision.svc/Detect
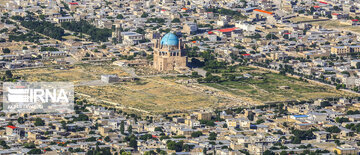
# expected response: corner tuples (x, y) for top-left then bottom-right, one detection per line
(335, 117), (349, 123)
(129, 138), (137, 150)
(3, 48), (10, 53)
(127, 125), (132, 134)
(0, 140), (9, 149)
(191, 71), (200, 78)
(34, 118), (45, 126)
(266, 33), (279, 40)
(20, 20), (64, 40)
(283, 34), (289, 39)
(191, 131), (203, 138)
(263, 150), (275, 155)
(17, 117), (25, 124)
(356, 62), (360, 69)
(256, 119), (265, 124)
(203, 147), (207, 155)
(320, 101), (331, 107)
(135, 28), (145, 34)
(291, 136), (301, 144)
(167, 140), (184, 152)
(116, 14), (124, 19)
(154, 127), (163, 132)
(120, 121), (125, 134)
(280, 151), (288, 155)
(141, 13), (149, 18)
(5, 70), (12, 78)
(325, 126), (341, 133)
(104, 136), (111, 142)
(335, 140), (341, 146)
(171, 18), (181, 23)
(208, 132), (217, 140)
(28, 148), (42, 154)
(61, 20), (111, 42)
(223, 123), (228, 128)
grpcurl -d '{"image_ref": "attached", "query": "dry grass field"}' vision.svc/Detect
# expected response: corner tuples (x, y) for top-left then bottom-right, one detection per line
(12, 63), (129, 84)
(289, 17), (360, 34)
(6, 64), (358, 114)
(202, 66), (357, 104)
(8, 63), (230, 113)
(76, 77), (229, 113)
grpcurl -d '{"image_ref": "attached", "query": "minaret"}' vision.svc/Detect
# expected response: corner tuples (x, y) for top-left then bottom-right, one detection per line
(112, 24), (122, 43)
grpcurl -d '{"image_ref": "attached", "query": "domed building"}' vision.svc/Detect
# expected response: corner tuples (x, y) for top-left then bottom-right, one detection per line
(153, 33), (188, 72)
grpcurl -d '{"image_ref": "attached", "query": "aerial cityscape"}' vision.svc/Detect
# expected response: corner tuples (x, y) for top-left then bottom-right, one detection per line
(0, 0), (360, 154)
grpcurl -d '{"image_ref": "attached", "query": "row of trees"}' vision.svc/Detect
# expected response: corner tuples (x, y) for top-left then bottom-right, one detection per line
(9, 31), (44, 43)
(166, 140), (194, 152)
(61, 20), (112, 42)
(21, 20), (64, 40)
(205, 7), (247, 19)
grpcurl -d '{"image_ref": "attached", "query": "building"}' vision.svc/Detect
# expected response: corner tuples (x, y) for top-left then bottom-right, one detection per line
(350, 45), (360, 53)
(235, 22), (256, 32)
(153, 32), (187, 72)
(195, 111), (212, 121)
(183, 22), (198, 34)
(39, 51), (67, 59)
(121, 32), (143, 45)
(331, 46), (360, 55)
(331, 46), (350, 55)
(101, 74), (119, 83)
(334, 145), (358, 155)
(6, 125), (24, 137)
(54, 16), (75, 23)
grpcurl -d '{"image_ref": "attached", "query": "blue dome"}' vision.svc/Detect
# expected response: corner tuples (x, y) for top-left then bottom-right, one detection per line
(160, 33), (179, 46)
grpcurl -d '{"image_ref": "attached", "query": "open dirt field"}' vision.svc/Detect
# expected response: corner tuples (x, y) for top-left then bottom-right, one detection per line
(6, 64), (357, 114)
(11, 63), (129, 84)
(290, 17), (360, 34)
(76, 77), (230, 113)
(201, 66), (356, 103)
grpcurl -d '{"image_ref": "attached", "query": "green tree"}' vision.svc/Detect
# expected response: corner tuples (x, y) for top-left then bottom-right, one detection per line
(208, 132), (217, 140)
(141, 13), (149, 18)
(127, 125), (132, 134)
(116, 14), (124, 19)
(17, 117), (25, 124)
(266, 33), (279, 40)
(356, 62), (360, 69)
(5, 70), (13, 78)
(34, 118), (45, 126)
(155, 127), (163, 132)
(325, 126), (341, 133)
(171, 18), (181, 23)
(167, 140), (183, 152)
(256, 119), (265, 124)
(203, 147), (207, 155)
(280, 151), (288, 155)
(104, 136), (111, 142)
(129, 138), (137, 150)
(191, 131), (203, 138)
(263, 150), (275, 155)
(120, 121), (125, 134)
(3, 48), (10, 53)
(28, 148), (42, 154)
(191, 71), (200, 78)
(335, 117), (349, 123)
(223, 123), (228, 128)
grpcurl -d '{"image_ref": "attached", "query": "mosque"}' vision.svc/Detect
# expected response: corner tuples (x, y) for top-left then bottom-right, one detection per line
(153, 32), (188, 72)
